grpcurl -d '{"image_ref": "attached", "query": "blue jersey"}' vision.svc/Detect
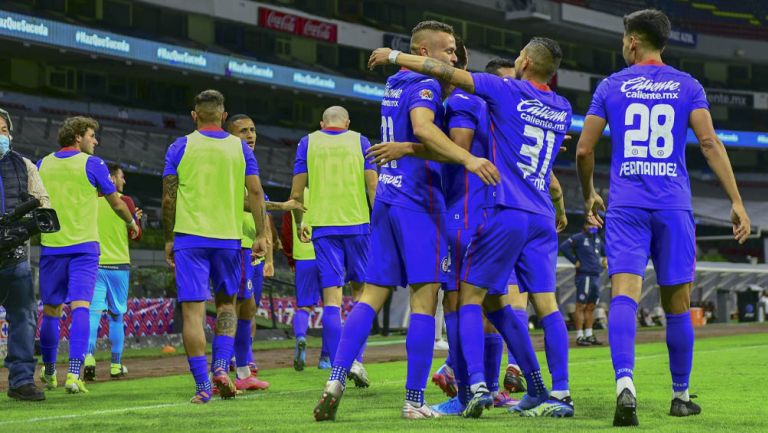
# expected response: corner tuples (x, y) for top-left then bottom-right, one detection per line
(443, 88), (489, 230)
(587, 62), (708, 210)
(472, 73), (572, 217)
(377, 69), (445, 214)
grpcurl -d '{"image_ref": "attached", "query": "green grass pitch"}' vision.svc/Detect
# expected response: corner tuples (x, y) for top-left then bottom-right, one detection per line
(2, 333), (767, 432)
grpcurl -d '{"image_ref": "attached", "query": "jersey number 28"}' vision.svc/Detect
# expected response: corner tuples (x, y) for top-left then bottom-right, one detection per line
(624, 103), (675, 159)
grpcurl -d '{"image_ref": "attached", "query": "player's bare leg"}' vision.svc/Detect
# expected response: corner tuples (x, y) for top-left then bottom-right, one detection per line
(211, 292), (238, 399)
(181, 301), (211, 403)
(609, 272), (642, 426)
(660, 283), (700, 417)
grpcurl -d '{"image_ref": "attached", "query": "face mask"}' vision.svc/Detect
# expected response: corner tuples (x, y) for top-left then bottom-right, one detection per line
(0, 135), (10, 157)
(588, 227), (598, 234)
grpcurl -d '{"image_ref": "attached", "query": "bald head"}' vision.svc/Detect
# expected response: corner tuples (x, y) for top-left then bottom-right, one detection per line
(320, 106), (350, 130)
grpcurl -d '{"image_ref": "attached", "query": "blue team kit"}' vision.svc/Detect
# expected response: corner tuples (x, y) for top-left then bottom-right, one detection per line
(588, 62), (706, 285)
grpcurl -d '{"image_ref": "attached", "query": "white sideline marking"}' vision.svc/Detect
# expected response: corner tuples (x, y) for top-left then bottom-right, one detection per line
(2, 343), (765, 426)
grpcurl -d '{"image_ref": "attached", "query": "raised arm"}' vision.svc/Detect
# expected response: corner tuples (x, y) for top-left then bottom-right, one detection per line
(690, 108), (751, 243)
(368, 48), (475, 93)
(575, 114), (608, 227)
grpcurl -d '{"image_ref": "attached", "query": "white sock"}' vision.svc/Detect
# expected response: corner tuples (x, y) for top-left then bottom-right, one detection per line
(576, 329), (584, 338)
(585, 328), (593, 337)
(616, 376), (636, 397)
(236, 366), (251, 379)
(550, 390), (570, 400)
(470, 382), (488, 395)
(673, 389), (690, 402)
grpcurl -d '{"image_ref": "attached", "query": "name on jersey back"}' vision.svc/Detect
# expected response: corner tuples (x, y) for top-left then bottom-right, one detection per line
(382, 87), (402, 107)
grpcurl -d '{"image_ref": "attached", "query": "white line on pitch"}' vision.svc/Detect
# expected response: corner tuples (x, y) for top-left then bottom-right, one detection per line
(2, 344), (765, 426)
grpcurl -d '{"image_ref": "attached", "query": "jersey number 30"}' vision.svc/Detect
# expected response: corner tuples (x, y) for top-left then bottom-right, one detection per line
(624, 103), (675, 159)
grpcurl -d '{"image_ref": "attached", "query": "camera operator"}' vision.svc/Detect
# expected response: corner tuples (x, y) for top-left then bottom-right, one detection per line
(0, 107), (50, 401)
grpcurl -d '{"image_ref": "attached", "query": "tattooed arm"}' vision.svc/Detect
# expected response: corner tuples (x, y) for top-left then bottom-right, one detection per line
(162, 175), (178, 267)
(368, 48), (475, 93)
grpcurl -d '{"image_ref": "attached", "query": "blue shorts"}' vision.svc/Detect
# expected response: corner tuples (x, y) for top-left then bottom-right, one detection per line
(175, 248), (241, 302)
(295, 259), (321, 307)
(40, 253), (99, 305)
(606, 207), (695, 286)
(92, 266), (130, 314)
(313, 234), (369, 289)
(237, 249), (265, 301)
(464, 208), (557, 295)
(575, 273), (600, 304)
(444, 228), (507, 295)
(365, 202), (448, 287)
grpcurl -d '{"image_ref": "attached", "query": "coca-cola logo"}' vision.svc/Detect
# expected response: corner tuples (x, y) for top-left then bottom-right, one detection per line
(265, 11), (297, 32)
(303, 20), (333, 40)
(259, 7), (337, 42)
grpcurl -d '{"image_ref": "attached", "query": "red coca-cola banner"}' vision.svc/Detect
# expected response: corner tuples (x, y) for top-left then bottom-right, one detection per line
(258, 7), (338, 43)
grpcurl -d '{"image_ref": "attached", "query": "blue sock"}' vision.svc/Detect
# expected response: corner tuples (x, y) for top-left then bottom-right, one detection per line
(320, 330), (329, 359)
(486, 305), (546, 397)
(405, 313), (434, 406)
(609, 296), (638, 381)
(666, 312), (694, 392)
(446, 310), (469, 405)
(355, 340), (366, 363)
(507, 308), (528, 366)
(540, 310), (569, 391)
(322, 305), (342, 363)
(458, 304), (485, 387)
(108, 313), (124, 364)
(444, 311), (458, 371)
(234, 319), (252, 368)
(188, 355), (211, 393)
(247, 337), (255, 366)
(484, 333), (503, 393)
(294, 309), (310, 339)
(211, 335), (235, 372)
(40, 315), (59, 375)
(68, 307), (89, 375)
(88, 309), (101, 355)
(332, 302), (375, 370)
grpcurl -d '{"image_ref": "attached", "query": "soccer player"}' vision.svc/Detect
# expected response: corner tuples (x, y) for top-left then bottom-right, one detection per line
(280, 187), (324, 371)
(369, 36), (574, 418)
(575, 9), (751, 426)
(83, 164), (142, 381)
(313, 21), (498, 422)
(291, 106), (378, 387)
(37, 116), (138, 394)
(162, 90), (266, 403)
(559, 222), (606, 346)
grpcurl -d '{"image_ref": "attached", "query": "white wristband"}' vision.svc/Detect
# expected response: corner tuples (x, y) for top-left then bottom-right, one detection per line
(388, 50), (401, 64)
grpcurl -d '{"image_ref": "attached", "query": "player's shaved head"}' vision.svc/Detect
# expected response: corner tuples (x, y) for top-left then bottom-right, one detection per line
(516, 37), (562, 82)
(410, 20), (454, 54)
(623, 9), (670, 51)
(192, 89), (226, 125)
(320, 106), (350, 130)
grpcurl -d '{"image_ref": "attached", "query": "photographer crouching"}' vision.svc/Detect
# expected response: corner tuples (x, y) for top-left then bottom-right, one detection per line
(1, 107), (51, 401)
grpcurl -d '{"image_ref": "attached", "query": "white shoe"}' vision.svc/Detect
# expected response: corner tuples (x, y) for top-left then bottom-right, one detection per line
(402, 401), (441, 419)
(348, 361), (370, 388)
(433, 340), (449, 351)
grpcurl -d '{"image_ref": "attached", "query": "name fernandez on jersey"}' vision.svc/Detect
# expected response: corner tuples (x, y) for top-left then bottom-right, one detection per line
(587, 62), (709, 210)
